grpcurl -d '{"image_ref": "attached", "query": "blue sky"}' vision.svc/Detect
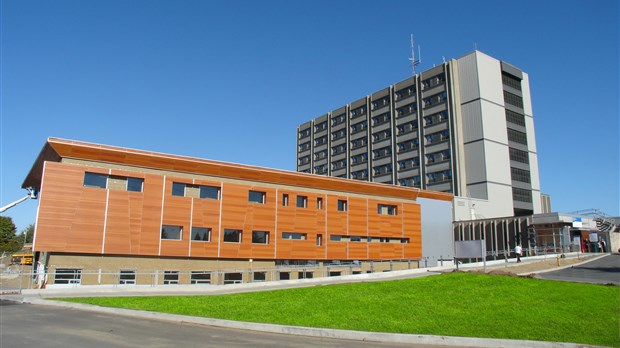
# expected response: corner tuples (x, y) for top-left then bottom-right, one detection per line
(1, 0), (618, 233)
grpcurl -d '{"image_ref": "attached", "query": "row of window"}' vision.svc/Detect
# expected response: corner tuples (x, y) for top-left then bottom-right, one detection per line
(505, 109), (525, 127)
(172, 182), (220, 199)
(55, 268), (342, 285)
(507, 128), (528, 145)
(330, 235), (408, 243)
(502, 72), (522, 91)
(424, 111), (449, 126)
(422, 92), (448, 108)
(422, 74), (445, 90)
(83, 173), (144, 192)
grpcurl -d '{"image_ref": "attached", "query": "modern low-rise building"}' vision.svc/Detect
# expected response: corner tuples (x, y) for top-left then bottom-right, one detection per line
(296, 50), (541, 221)
(23, 138), (453, 287)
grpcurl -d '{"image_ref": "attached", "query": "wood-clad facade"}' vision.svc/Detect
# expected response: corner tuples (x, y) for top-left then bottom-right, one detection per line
(23, 138), (452, 285)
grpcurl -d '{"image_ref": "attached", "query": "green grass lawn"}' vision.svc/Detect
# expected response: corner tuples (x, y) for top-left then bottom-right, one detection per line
(61, 273), (620, 347)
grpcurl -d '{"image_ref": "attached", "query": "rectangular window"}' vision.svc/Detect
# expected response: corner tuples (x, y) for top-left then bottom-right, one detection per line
(378, 204), (398, 216)
(507, 129), (528, 145)
(199, 185), (220, 199)
(512, 187), (532, 203)
(126, 177), (144, 192)
(172, 182), (185, 196)
(317, 197), (323, 209)
(509, 148), (530, 164)
(511, 167), (531, 183)
(279, 271), (290, 280)
(337, 200), (348, 212)
(248, 190), (266, 204)
(83, 173), (107, 189)
(191, 227), (211, 241)
(163, 271), (179, 285)
(223, 229), (242, 243)
(296, 195), (308, 208)
(190, 271), (211, 284)
(350, 236), (362, 242)
(224, 272), (243, 285)
(253, 272), (266, 282)
(161, 225), (182, 240)
(281, 232), (307, 240)
(282, 194), (289, 206)
(298, 271), (313, 279)
(330, 235), (342, 242)
(54, 268), (82, 284)
(316, 234), (323, 246)
(119, 270), (136, 285)
(252, 231), (269, 244)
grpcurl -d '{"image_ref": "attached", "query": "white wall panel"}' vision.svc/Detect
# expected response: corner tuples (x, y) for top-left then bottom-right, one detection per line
(525, 115), (538, 153)
(528, 152), (541, 191)
(480, 101), (508, 144)
(456, 52), (480, 104)
(463, 141), (487, 184)
(484, 141), (511, 185)
(475, 52), (504, 106)
(521, 73), (533, 116)
(453, 184), (514, 221)
(461, 101), (483, 143)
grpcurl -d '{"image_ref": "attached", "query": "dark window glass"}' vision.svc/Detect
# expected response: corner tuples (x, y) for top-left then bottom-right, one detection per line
(337, 200), (347, 211)
(248, 190), (266, 204)
(161, 225), (182, 240)
(252, 231), (269, 244)
(199, 186), (220, 199)
(191, 227), (211, 241)
(172, 182), (185, 196)
(223, 229), (242, 243)
(83, 173), (107, 188)
(127, 177), (144, 192)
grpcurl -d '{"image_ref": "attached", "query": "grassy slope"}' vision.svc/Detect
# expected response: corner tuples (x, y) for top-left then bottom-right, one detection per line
(62, 273), (620, 347)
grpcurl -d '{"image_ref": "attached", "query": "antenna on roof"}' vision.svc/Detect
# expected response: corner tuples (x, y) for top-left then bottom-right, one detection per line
(409, 33), (421, 76)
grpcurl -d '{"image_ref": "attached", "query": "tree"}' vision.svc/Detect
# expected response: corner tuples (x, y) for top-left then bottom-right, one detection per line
(0, 216), (22, 252)
(21, 224), (35, 244)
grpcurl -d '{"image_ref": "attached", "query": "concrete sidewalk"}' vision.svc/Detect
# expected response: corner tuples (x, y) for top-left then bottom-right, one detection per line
(2, 253), (607, 348)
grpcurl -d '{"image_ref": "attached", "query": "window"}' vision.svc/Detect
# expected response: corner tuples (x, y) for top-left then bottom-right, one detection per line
(378, 204), (398, 216)
(54, 268), (82, 284)
(253, 272), (266, 282)
(127, 178), (144, 192)
(163, 271), (179, 285)
(190, 271), (211, 284)
(200, 186), (220, 199)
(509, 148), (529, 164)
(172, 182), (185, 196)
(252, 231), (269, 244)
(298, 271), (313, 279)
(316, 234), (323, 246)
(502, 72), (522, 90)
(511, 167), (531, 183)
(296, 195), (308, 208)
(512, 188), (532, 203)
(507, 129), (528, 145)
(161, 225), (182, 240)
(503, 91), (524, 108)
(330, 235), (342, 242)
(350, 236), (362, 242)
(281, 232), (307, 240)
(506, 109), (525, 126)
(337, 200), (347, 212)
(317, 197), (323, 209)
(224, 272), (243, 284)
(279, 272), (290, 280)
(191, 227), (211, 241)
(119, 270), (136, 285)
(298, 128), (311, 139)
(248, 190), (266, 204)
(282, 194), (289, 206)
(83, 173), (107, 189)
(223, 229), (242, 243)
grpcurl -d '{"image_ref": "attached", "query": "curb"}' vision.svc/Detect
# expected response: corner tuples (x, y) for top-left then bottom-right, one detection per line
(22, 298), (600, 348)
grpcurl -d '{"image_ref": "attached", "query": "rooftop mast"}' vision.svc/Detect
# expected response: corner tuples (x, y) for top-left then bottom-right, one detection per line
(409, 33), (421, 76)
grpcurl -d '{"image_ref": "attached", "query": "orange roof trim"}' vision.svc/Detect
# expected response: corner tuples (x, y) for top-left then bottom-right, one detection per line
(23, 137), (453, 202)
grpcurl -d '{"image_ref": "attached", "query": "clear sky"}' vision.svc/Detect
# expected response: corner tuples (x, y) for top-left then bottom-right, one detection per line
(1, 0), (618, 234)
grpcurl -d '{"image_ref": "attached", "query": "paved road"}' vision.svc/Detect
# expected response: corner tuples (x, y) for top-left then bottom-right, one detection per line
(0, 301), (448, 348)
(537, 254), (620, 285)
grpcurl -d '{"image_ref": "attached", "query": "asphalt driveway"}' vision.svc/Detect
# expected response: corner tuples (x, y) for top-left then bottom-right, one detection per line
(536, 254), (620, 285)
